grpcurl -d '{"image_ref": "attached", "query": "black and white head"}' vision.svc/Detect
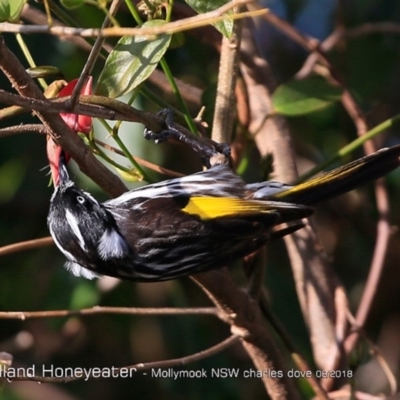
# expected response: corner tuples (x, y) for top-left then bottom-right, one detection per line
(47, 150), (131, 279)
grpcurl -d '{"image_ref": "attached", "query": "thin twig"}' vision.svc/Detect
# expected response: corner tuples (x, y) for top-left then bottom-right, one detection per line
(0, 123), (184, 177)
(94, 139), (184, 177)
(192, 269), (302, 399)
(239, 15), (347, 385)
(0, 37), (127, 197)
(0, 89), (225, 169)
(258, 5), (393, 362)
(211, 5), (243, 143)
(257, 292), (330, 400)
(0, 90), (158, 128)
(345, 318), (397, 394)
(7, 335), (239, 383)
(345, 186), (391, 354)
(0, 2), (267, 37)
(0, 237), (54, 256)
(0, 90), (198, 141)
(0, 306), (220, 320)
(69, 0), (123, 106)
(0, 124), (48, 138)
(21, 3), (203, 112)
(297, 22), (400, 80)
(328, 390), (396, 400)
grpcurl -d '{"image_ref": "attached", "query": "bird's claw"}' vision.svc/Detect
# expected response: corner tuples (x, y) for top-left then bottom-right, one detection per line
(143, 108), (232, 168)
(143, 109), (182, 143)
(143, 127), (171, 144)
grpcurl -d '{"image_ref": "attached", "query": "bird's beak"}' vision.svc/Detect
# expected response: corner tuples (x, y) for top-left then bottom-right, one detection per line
(58, 149), (70, 185)
(47, 137), (61, 186)
(46, 137), (71, 186)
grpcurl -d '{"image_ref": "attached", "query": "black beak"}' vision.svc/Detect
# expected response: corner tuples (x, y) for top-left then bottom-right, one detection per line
(58, 149), (70, 185)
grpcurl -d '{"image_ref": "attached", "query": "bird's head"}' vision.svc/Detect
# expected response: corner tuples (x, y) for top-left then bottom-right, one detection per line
(50, 149), (106, 227)
(48, 148), (131, 279)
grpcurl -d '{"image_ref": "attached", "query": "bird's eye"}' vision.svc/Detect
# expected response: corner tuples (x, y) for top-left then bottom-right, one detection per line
(76, 196), (86, 204)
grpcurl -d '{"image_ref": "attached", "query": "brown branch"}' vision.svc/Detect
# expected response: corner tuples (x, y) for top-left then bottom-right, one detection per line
(0, 89), (160, 128)
(255, 4), (393, 366)
(239, 16), (347, 389)
(0, 37), (127, 197)
(68, 0), (122, 107)
(0, 88), (228, 172)
(0, 124), (183, 177)
(345, 186), (392, 355)
(256, 8), (368, 144)
(328, 390), (397, 400)
(202, 15), (301, 400)
(0, 86), (206, 143)
(7, 335), (239, 383)
(21, 3), (94, 52)
(0, 124), (48, 138)
(211, 6), (243, 144)
(21, 3), (204, 112)
(128, 334), (240, 374)
(192, 269), (301, 400)
(0, 306), (219, 320)
(297, 22), (400, 80)
(345, 22), (400, 39)
(0, 1), (266, 38)
(0, 237), (54, 257)
(0, 88), (219, 155)
(257, 294), (330, 400)
(295, 29), (342, 79)
(341, 98), (392, 356)
(264, 10), (393, 357)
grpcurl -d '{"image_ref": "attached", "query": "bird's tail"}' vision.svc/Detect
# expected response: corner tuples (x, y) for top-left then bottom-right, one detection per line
(250, 145), (400, 205)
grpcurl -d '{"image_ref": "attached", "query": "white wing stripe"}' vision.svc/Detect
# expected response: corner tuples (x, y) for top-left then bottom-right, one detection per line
(107, 165), (245, 206)
(66, 210), (87, 251)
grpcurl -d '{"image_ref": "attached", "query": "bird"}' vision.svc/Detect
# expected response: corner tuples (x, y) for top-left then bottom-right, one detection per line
(48, 145), (400, 282)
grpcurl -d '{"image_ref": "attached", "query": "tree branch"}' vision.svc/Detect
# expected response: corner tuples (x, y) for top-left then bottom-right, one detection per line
(0, 37), (126, 197)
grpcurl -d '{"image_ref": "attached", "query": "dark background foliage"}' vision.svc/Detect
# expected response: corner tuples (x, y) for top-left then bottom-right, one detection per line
(1, 0), (400, 399)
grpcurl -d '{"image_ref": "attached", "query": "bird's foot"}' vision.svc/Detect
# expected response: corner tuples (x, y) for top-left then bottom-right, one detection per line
(144, 109), (231, 168)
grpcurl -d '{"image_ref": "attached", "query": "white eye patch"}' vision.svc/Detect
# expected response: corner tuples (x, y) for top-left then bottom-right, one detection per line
(76, 195), (86, 204)
(98, 229), (130, 260)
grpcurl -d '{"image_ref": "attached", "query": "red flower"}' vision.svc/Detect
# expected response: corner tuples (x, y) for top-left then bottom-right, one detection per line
(58, 77), (93, 134)
(47, 77), (93, 185)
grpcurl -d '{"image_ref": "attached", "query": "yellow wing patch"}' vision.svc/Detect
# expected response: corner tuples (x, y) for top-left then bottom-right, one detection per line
(182, 197), (277, 220)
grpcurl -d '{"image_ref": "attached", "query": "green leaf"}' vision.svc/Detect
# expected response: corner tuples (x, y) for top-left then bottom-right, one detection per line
(97, 20), (171, 98)
(70, 281), (99, 309)
(0, 0), (26, 22)
(185, 0), (233, 38)
(272, 77), (343, 116)
(0, 159), (25, 204)
(170, 32), (185, 49)
(0, 0), (10, 22)
(9, 0), (25, 20)
(60, 0), (84, 9)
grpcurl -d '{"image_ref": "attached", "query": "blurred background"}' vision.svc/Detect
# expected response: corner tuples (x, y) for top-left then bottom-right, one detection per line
(1, 0), (400, 398)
